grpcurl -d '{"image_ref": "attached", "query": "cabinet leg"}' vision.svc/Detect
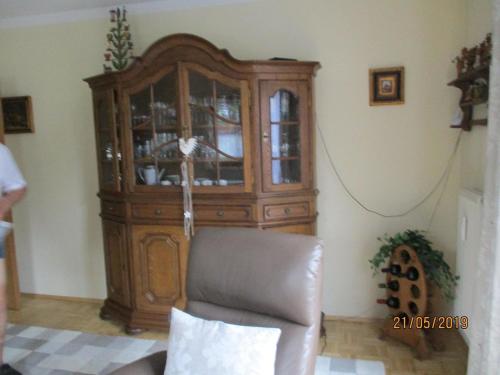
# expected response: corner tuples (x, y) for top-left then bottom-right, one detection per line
(99, 308), (112, 321)
(125, 325), (146, 335)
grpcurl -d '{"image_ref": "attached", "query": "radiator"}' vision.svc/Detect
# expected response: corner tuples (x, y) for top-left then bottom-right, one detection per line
(454, 188), (483, 344)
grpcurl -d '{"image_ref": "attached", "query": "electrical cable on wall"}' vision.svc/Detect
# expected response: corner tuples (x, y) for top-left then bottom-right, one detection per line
(317, 124), (463, 221)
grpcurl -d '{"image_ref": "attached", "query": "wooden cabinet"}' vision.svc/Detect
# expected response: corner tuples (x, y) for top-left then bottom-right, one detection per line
(85, 34), (320, 332)
(131, 226), (188, 314)
(260, 80), (312, 192)
(93, 90), (121, 192)
(102, 221), (130, 308)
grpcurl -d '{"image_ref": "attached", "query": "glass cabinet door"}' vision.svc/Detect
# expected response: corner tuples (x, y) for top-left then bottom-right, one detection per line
(129, 68), (180, 189)
(94, 90), (120, 191)
(184, 65), (250, 191)
(261, 81), (310, 192)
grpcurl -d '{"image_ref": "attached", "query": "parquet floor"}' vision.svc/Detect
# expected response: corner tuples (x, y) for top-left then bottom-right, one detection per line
(321, 319), (467, 375)
(8, 295), (468, 374)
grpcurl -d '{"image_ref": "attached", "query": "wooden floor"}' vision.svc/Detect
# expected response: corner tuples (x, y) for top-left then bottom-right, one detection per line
(321, 319), (467, 375)
(8, 295), (468, 375)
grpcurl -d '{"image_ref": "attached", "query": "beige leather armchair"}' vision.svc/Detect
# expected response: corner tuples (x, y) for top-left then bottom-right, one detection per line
(111, 227), (324, 375)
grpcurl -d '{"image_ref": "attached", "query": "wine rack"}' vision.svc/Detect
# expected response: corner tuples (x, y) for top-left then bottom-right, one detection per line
(378, 245), (431, 359)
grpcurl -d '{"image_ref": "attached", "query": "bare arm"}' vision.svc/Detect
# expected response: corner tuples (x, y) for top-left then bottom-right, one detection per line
(0, 187), (26, 220)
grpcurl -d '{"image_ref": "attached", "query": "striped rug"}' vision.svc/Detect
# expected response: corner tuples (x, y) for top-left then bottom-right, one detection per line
(4, 324), (385, 375)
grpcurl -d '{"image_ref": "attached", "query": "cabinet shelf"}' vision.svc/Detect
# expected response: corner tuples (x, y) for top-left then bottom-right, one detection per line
(134, 158), (243, 164)
(193, 158), (243, 163)
(131, 119), (152, 130)
(135, 158), (181, 164)
(189, 103), (241, 126)
(132, 126), (178, 133)
(270, 121), (300, 126)
(272, 156), (300, 161)
(192, 122), (240, 129)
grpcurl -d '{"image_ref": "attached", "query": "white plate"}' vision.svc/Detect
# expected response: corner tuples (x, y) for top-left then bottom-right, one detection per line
(0, 221), (13, 242)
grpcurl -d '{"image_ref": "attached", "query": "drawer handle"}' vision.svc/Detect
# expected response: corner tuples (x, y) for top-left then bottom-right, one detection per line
(108, 206), (115, 211)
(284, 207), (291, 215)
(216, 210), (225, 217)
(155, 209), (163, 215)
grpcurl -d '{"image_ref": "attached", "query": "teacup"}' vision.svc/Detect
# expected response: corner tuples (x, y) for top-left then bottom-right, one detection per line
(201, 180), (213, 186)
(166, 175), (180, 184)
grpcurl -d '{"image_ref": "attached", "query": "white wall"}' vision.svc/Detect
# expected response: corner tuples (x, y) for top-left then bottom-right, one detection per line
(461, 0), (493, 192)
(0, 0), (468, 317)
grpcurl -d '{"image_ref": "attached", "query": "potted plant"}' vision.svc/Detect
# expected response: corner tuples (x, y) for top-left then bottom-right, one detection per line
(369, 229), (459, 301)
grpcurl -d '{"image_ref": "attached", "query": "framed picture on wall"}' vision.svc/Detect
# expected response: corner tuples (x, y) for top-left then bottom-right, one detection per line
(1, 96), (35, 134)
(369, 67), (405, 106)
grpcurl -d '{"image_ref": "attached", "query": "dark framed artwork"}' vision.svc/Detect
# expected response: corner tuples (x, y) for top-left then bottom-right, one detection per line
(369, 67), (405, 106)
(1, 96), (34, 133)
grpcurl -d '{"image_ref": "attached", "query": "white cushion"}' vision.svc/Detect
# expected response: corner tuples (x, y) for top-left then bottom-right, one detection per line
(164, 308), (281, 375)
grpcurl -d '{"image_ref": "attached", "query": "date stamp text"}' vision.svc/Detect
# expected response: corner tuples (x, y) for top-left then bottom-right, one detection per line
(393, 316), (469, 329)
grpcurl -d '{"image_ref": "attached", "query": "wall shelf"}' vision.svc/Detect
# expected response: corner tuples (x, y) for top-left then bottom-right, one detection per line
(448, 34), (491, 131)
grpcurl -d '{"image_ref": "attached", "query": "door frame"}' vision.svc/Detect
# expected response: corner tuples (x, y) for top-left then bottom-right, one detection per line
(0, 100), (21, 310)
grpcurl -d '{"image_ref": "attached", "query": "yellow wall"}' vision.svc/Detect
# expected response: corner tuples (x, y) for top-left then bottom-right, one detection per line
(0, 0), (468, 317)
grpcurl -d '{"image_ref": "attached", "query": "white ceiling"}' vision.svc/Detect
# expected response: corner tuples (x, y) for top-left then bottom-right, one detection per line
(0, 0), (251, 27)
(0, 0), (151, 19)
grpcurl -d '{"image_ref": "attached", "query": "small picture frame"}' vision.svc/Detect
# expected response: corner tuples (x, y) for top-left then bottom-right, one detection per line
(1, 96), (34, 134)
(369, 67), (405, 106)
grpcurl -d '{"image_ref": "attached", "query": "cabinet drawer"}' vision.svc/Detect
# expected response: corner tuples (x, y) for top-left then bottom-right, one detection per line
(102, 201), (125, 217)
(194, 205), (252, 222)
(132, 204), (183, 220)
(264, 202), (309, 221)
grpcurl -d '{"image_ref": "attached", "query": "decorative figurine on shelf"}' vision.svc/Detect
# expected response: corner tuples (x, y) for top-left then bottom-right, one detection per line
(466, 46), (478, 72)
(452, 47), (469, 76)
(479, 33), (492, 67)
(452, 53), (465, 76)
(469, 78), (489, 103)
(453, 33), (493, 77)
(103, 7), (135, 73)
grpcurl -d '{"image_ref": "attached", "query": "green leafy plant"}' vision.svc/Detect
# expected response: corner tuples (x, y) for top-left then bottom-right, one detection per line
(369, 230), (459, 301)
(103, 7), (134, 72)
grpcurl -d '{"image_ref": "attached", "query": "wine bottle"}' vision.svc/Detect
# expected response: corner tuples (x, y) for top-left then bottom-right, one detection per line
(378, 280), (400, 292)
(408, 301), (419, 315)
(381, 264), (402, 276)
(406, 267), (420, 281)
(411, 284), (421, 298)
(398, 312), (409, 321)
(377, 297), (400, 309)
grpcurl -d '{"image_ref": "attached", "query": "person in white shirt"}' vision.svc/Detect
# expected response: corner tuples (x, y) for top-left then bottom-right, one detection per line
(0, 144), (26, 375)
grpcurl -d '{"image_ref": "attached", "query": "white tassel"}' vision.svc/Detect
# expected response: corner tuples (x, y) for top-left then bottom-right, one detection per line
(181, 158), (194, 238)
(179, 137), (197, 238)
